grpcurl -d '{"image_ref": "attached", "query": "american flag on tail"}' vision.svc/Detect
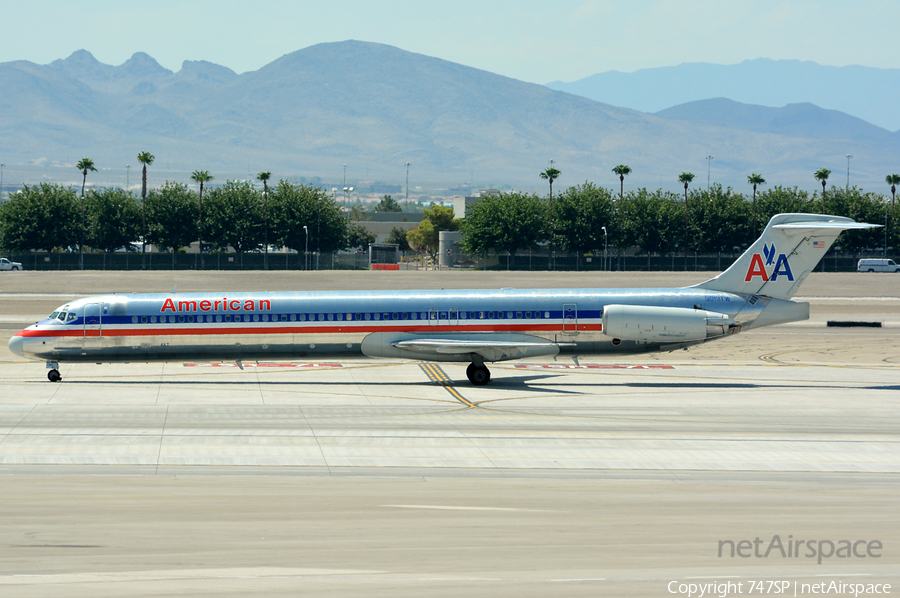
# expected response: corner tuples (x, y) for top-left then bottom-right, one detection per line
(812, 241), (826, 248)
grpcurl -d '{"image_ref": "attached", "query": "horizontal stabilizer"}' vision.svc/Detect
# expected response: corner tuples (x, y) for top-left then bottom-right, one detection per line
(694, 213), (879, 300)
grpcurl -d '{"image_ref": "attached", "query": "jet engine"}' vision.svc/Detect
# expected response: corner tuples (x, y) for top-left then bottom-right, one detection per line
(602, 304), (737, 342)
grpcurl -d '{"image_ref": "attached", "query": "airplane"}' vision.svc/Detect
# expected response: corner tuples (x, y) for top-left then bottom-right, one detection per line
(8, 214), (877, 385)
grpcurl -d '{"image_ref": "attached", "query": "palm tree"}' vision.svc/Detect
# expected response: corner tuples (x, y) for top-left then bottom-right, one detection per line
(257, 171), (272, 269)
(76, 158), (97, 270)
(137, 151), (155, 264)
(747, 173), (765, 228)
(814, 168), (831, 214)
(678, 172), (695, 268)
(886, 173), (900, 214)
(539, 166), (561, 271)
(191, 170), (214, 268)
(612, 165), (632, 199)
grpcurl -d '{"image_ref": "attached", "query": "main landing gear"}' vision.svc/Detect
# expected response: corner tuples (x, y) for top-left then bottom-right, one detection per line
(47, 369), (62, 382)
(466, 362), (491, 386)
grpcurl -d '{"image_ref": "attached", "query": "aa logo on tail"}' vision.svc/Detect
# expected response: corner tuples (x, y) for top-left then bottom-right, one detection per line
(745, 243), (794, 282)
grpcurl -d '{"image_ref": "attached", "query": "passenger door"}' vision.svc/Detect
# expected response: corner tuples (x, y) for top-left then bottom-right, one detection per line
(82, 302), (104, 348)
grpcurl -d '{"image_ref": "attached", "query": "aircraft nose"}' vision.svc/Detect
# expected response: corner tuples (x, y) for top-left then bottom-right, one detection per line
(8, 334), (24, 358)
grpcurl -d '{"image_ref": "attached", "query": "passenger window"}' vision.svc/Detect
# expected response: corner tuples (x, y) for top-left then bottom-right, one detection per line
(516, 311), (522, 319)
(215, 315), (222, 323)
(224, 315), (231, 322)
(506, 312), (513, 319)
(188, 315), (195, 323)
(178, 315), (185, 323)
(545, 311), (550, 318)
(364, 313), (371, 320)
(488, 311), (494, 319)
(281, 314), (288, 321)
(141, 316), (148, 324)
(131, 316), (138, 324)
(317, 314), (324, 321)
(327, 314), (334, 321)
(525, 311), (532, 319)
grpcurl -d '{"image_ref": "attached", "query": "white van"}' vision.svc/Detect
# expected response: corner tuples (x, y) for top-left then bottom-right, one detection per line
(857, 259), (900, 272)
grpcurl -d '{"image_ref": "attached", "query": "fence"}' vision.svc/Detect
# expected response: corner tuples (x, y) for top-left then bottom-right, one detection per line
(2, 249), (885, 273)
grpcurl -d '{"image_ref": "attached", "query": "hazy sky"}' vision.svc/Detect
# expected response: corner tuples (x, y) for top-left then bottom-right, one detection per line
(1, 0), (897, 83)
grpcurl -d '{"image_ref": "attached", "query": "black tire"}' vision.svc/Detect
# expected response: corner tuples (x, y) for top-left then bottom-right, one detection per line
(47, 369), (62, 382)
(868, 269), (875, 272)
(12, 266), (19, 271)
(466, 363), (490, 386)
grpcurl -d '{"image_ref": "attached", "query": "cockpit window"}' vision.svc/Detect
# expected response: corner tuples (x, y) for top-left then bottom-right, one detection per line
(50, 311), (60, 319)
(66, 313), (77, 322)
(58, 312), (67, 321)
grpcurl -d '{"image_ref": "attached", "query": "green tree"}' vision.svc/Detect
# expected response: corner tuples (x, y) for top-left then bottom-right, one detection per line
(84, 188), (141, 253)
(374, 194), (402, 212)
(145, 182), (199, 268)
(823, 187), (887, 253)
(460, 192), (545, 267)
(886, 174), (899, 228)
(552, 182), (613, 268)
(407, 205), (460, 262)
(678, 172), (696, 263)
(756, 186), (815, 224)
(612, 165), (632, 199)
(204, 180), (265, 267)
(270, 181), (347, 255)
(348, 224), (376, 251)
(814, 168), (831, 213)
(386, 227), (411, 251)
(539, 166), (561, 268)
(689, 184), (752, 269)
(190, 170), (214, 264)
(0, 183), (80, 252)
(615, 189), (682, 269)
(137, 151), (155, 262)
(75, 157), (98, 269)
(747, 173), (766, 230)
(257, 171), (272, 269)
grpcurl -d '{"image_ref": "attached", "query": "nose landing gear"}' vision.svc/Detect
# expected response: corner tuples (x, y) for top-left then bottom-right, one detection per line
(47, 369), (62, 382)
(465, 362), (491, 386)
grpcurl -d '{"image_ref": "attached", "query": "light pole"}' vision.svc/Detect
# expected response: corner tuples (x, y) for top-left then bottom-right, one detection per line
(405, 162), (410, 207)
(303, 225), (308, 270)
(846, 154), (853, 188)
(706, 155), (714, 192)
(125, 164), (130, 191)
(601, 226), (608, 272)
(0, 163), (4, 199)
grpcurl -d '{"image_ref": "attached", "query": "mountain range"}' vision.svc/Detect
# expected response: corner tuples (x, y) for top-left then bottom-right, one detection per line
(1, 42), (898, 192)
(546, 58), (900, 133)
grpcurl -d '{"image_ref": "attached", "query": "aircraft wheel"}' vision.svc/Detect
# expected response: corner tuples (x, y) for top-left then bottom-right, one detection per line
(466, 363), (490, 386)
(47, 369), (62, 383)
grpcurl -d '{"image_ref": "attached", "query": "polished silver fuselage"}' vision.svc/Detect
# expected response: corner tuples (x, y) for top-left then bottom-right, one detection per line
(10, 286), (806, 365)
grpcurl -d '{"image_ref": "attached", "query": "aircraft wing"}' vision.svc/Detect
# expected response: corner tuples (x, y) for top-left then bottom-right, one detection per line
(392, 339), (574, 362)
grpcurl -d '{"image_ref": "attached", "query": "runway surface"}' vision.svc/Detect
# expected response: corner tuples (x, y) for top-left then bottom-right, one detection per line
(0, 271), (897, 596)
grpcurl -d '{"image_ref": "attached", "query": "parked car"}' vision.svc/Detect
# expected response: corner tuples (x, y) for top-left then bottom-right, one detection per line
(857, 258), (900, 272)
(0, 257), (23, 271)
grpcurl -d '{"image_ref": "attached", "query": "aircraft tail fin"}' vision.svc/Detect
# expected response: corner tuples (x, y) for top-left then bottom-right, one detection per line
(693, 214), (878, 300)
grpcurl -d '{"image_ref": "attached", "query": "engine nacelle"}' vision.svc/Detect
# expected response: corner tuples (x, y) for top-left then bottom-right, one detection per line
(602, 304), (736, 342)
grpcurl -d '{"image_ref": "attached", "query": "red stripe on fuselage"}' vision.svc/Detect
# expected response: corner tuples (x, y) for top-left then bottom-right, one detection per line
(19, 322), (602, 338)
